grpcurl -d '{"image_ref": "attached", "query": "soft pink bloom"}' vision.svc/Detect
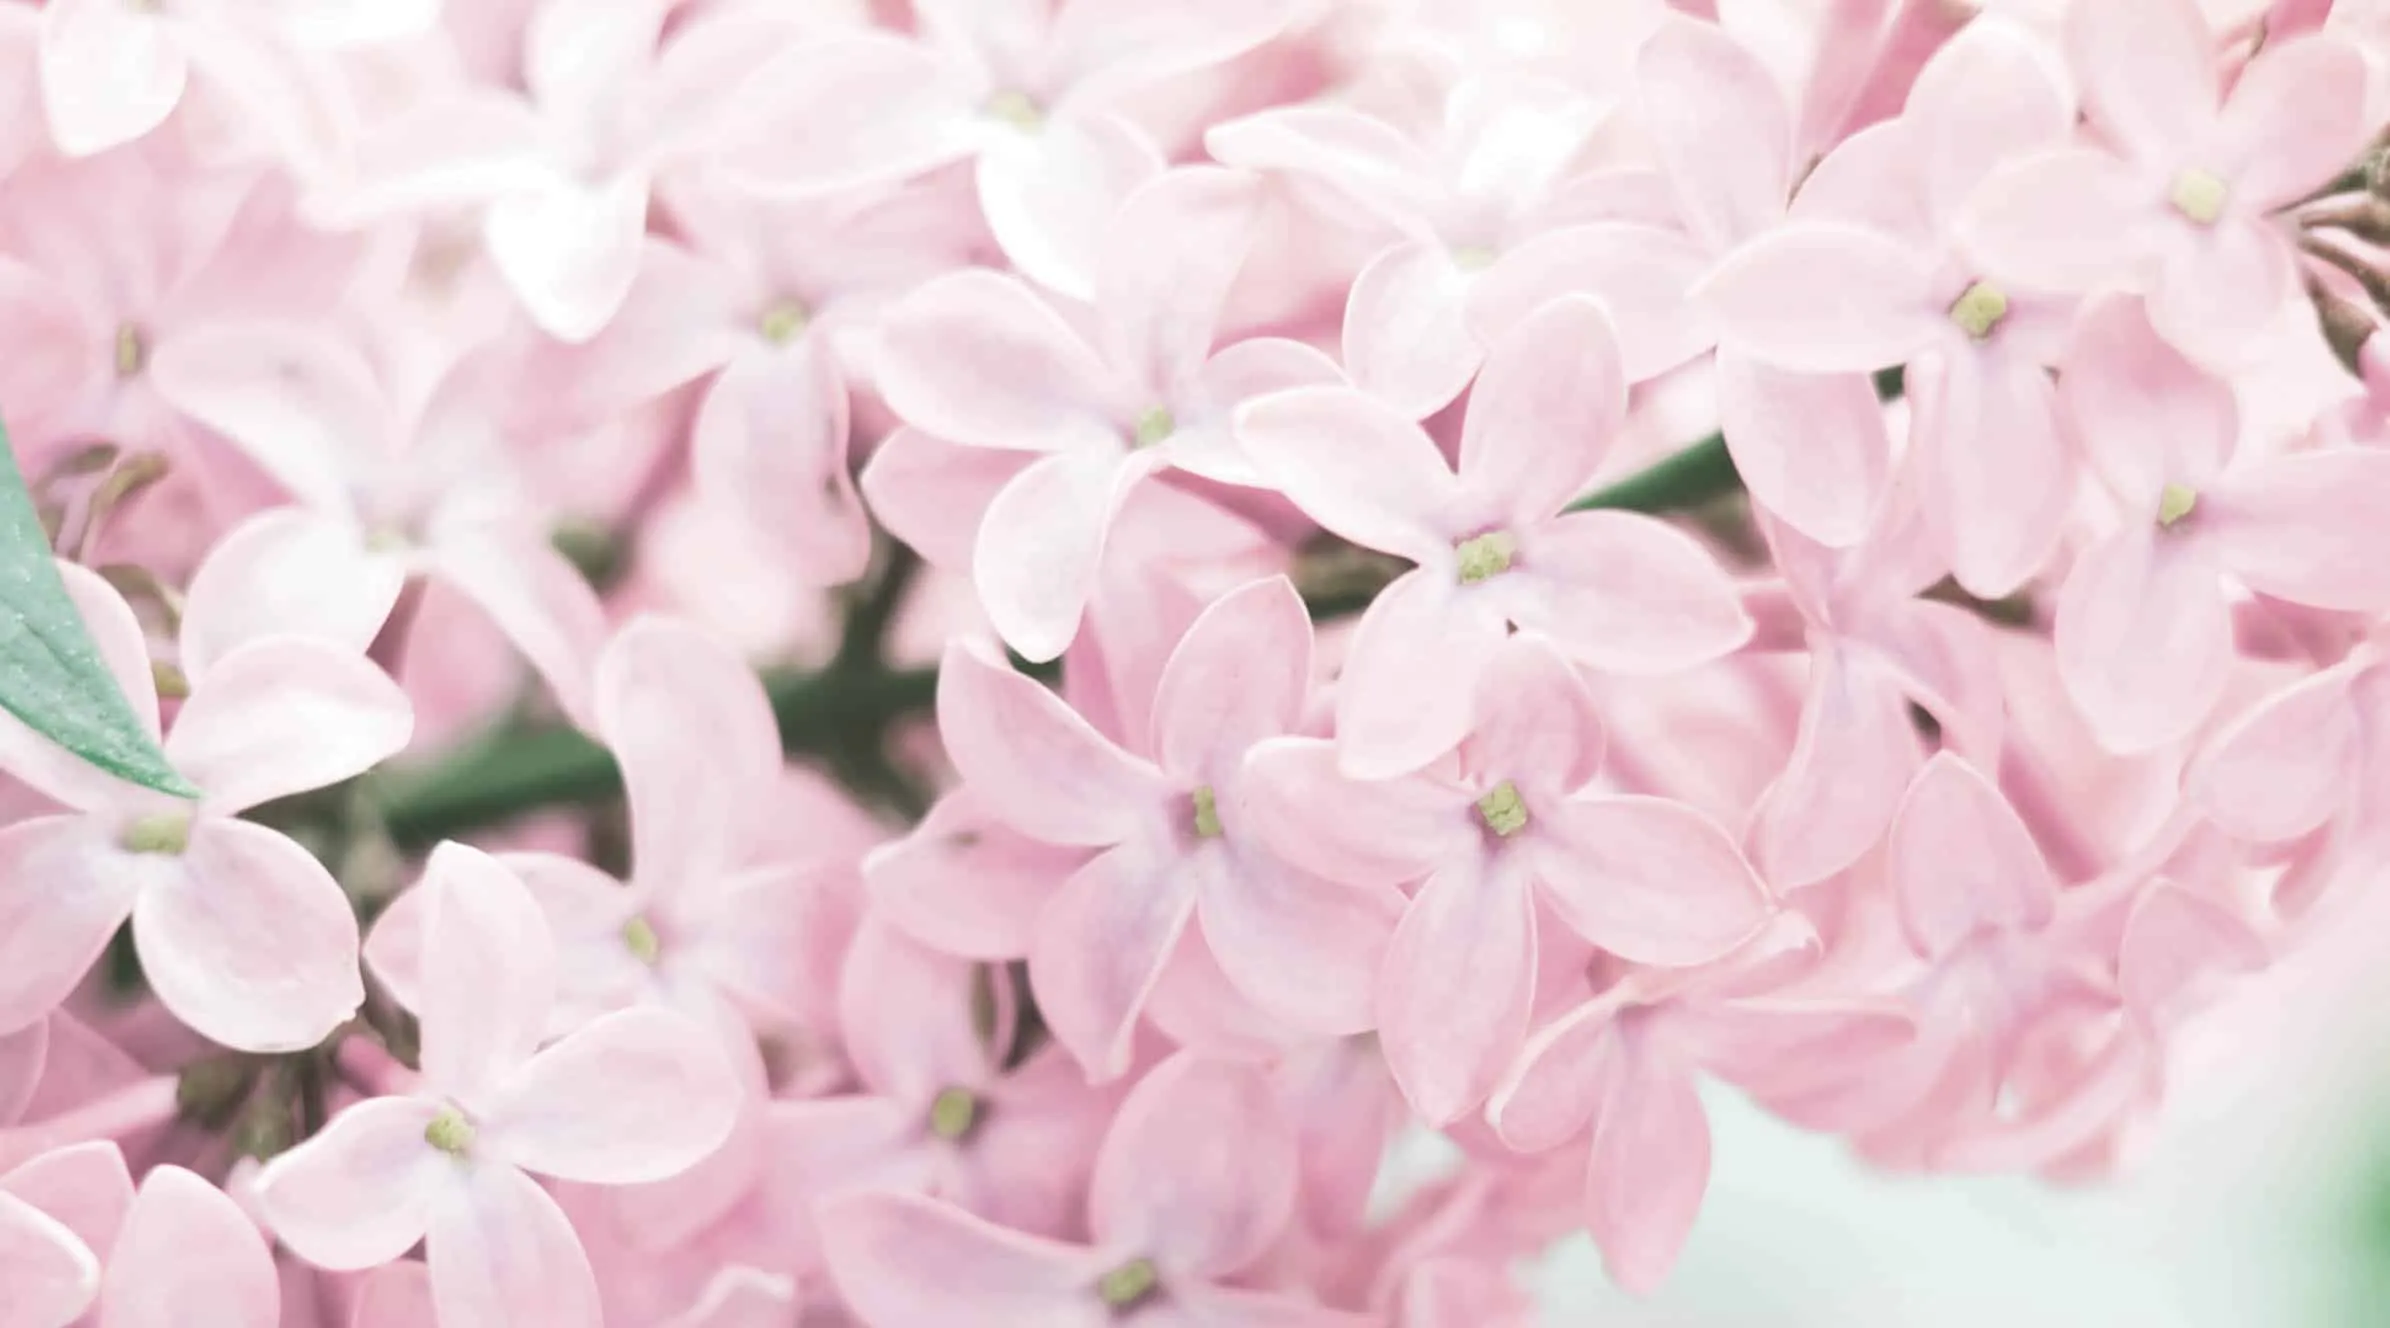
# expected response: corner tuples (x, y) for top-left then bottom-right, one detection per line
(1236, 296), (1751, 778)
(150, 328), (608, 722)
(255, 843), (742, 1328)
(2055, 293), (2390, 753)
(1211, 74), (1713, 416)
(2192, 638), (2390, 892)
(1246, 637), (1774, 1123)
(1961, 0), (2371, 367)
(94, 1165), (281, 1328)
(937, 577), (1404, 1076)
(822, 1053), (1371, 1328)
(0, 563), (405, 1052)
(872, 166), (1337, 660)
(0, 1142), (131, 1328)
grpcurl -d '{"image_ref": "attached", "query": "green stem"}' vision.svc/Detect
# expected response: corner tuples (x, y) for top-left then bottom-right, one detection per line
(1564, 433), (1740, 514)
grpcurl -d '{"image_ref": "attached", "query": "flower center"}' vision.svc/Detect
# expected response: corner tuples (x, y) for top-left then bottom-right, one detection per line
(1476, 781), (1529, 837)
(985, 90), (1043, 131)
(928, 1086), (981, 1141)
(2169, 168), (2230, 226)
(2156, 483), (2199, 529)
(1947, 281), (2009, 340)
(622, 915), (662, 966)
(758, 301), (809, 346)
(1455, 530), (1518, 584)
(1132, 406), (1175, 448)
(1451, 244), (1498, 272)
(424, 1107), (476, 1157)
(1190, 785), (1223, 839)
(114, 324), (147, 379)
(119, 810), (192, 856)
(1096, 1257), (1160, 1310)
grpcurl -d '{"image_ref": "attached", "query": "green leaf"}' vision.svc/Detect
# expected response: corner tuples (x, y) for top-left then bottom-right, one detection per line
(0, 422), (196, 798)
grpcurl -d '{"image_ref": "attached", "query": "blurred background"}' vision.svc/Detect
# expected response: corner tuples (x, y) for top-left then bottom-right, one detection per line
(1533, 868), (2390, 1326)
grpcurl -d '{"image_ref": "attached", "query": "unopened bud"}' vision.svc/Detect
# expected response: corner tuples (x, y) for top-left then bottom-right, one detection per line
(2314, 283), (2379, 377)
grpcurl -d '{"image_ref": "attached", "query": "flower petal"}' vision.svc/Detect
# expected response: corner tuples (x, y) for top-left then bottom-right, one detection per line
(1909, 346), (2072, 598)
(1028, 840), (1198, 1080)
(0, 1141), (131, 1266)
(1538, 796), (1773, 966)
(253, 1097), (444, 1271)
(1508, 511), (1753, 674)
(167, 640), (411, 817)
(2213, 35), (2368, 212)
(1339, 241), (1481, 420)
(2190, 662), (2363, 843)
(692, 336), (869, 590)
(145, 325), (381, 516)
(37, 0), (186, 157)
(1458, 296), (1624, 526)
(0, 818), (139, 1038)
(936, 640), (1171, 848)
(974, 449), (1149, 664)
(719, 34), (977, 197)
(483, 171), (651, 343)
(1469, 223), (1716, 383)
(820, 1192), (1112, 1328)
(0, 1189), (97, 1328)
(1636, 16), (1793, 251)
(134, 820), (362, 1053)
(977, 111), (1165, 304)
(2059, 291), (2237, 503)
(1462, 637), (1607, 800)
(100, 1167), (277, 1328)
(1089, 1054), (1298, 1279)
(1334, 571), (1506, 779)
(875, 269), (1120, 455)
(416, 844), (555, 1103)
(2067, 0), (2217, 161)
(1749, 640), (1924, 889)
(1956, 149), (2152, 293)
(1149, 576), (1312, 784)
(1376, 853), (1535, 1125)
(480, 1007), (740, 1185)
(1237, 737), (1473, 888)
(2053, 526), (2233, 754)
(1888, 754), (2058, 959)
(1095, 166), (1262, 398)
(1715, 350), (1889, 548)
(179, 510), (406, 680)
(2147, 217), (2292, 371)
(865, 791), (1082, 962)
(423, 528), (609, 731)
(1586, 1047), (1710, 1295)
(1236, 387), (1458, 564)
(1488, 996), (1623, 1155)
(1195, 849), (1402, 1037)
(2204, 450), (2390, 613)
(0, 1021), (45, 1126)
(424, 1163), (600, 1328)
(1696, 223), (1940, 372)
(594, 618), (783, 892)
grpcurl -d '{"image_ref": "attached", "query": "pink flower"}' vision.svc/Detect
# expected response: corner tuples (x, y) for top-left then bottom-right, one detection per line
(937, 577), (1404, 1077)
(2054, 293), (2390, 753)
(1236, 296), (1751, 778)
(1211, 74), (1713, 416)
(1696, 20), (2080, 591)
(255, 843), (742, 1328)
(0, 563), (407, 1052)
(92, 1164), (281, 1327)
(150, 328), (608, 723)
(0, 1142), (131, 1328)
(822, 1053), (1370, 1328)
(871, 166), (1337, 660)
(2191, 638), (2390, 894)
(1960, 0), (2371, 367)
(1245, 636), (1774, 1123)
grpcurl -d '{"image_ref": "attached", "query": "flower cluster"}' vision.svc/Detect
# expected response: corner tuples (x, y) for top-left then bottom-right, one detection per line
(1, 0), (2387, 1323)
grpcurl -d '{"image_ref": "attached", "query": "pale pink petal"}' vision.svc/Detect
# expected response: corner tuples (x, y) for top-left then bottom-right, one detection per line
(167, 641), (411, 817)
(480, 1008), (739, 1184)
(1164, 337), (1345, 486)
(1488, 997), (1621, 1155)
(1340, 241), (1481, 420)
(865, 791), (1081, 961)
(1636, 16), (1793, 251)
(1749, 640), (1924, 889)
(1028, 841), (1198, 1080)
(2053, 527), (2233, 754)
(2060, 291), (2238, 503)
(2147, 217), (2293, 371)
(720, 34), (977, 197)
(974, 449), (1149, 664)
(1695, 223), (1940, 372)
(935, 642), (1171, 847)
(836, 919), (988, 1104)
(350, 1262), (436, 1328)
(1507, 511), (1753, 673)
(1538, 796), (1773, 965)
(1956, 150), (2153, 293)
(0, 1022), (45, 1125)
(858, 428), (1035, 570)
(1089, 1054), (1297, 1279)
(132, 820), (359, 1053)
(1048, 0), (1292, 93)
(424, 529), (609, 730)
(820, 1192), (1112, 1328)
(2190, 664), (2361, 843)
(1335, 571), (1506, 779)
(1586, 1050), (1710, 1295)
(179, 510), (406, 679)
(0, 261), (97, 434)
(146, 327), (381, 516)
(253, 1097), (444, 1270)
(0, 818), (140, 1038)
(1237, 738), (1473, 887)
(1235, 388), (1459, 564)
(2203, 451), (2390, 612)
(0, 1142), (130, 1265)
(1182, 1287), (1379, 1327)
(424, 1164), (600, 1328)
(1464, 637), (1607, 798)
(978, 111), (1166, 303)
(483, 172), (651, 343)
(2068, 0), (2216, 160)
(1458, 296), (1625, 524)
(874, 269), (1120, 455)
(100, 1167), (276, 1328)
(2116, 881), (2268, 1027)
(1149, 577), (1311, 783)
(1888, 754), (2058, 958)
(0, 1190), (97, 1328)
(2212, 35), (2368, 212)
(1096, 166), (1262, 397)
(1196, 850), (1403, 1037)
(1715, 350), (1889, 547)
(1202, 105), (1435, 226)
(1902, 19), (2075, 219)
(1908, 346), (2071, 598)
(1470, 223), (1716, 383)
(593, 618), (783, 892)
(1377, 854), (1536, 1125)
(691, 337), (869, 590)
(416, 844), (555, 1103)
(37, 0), (186, 157)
